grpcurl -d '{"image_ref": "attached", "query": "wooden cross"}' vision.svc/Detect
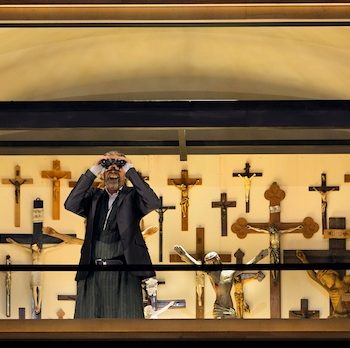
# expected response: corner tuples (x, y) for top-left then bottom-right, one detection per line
(2, 165), (33, 227)
(289, 298), (320, 319)
(168, 170), (202, 231)
(284, 218), (350, 317)
(169, 227), (231, 318)
(41, 160), (71, 220)
(155, 196), (176, 262)
(211, 193), (236, 236)
(231, 181), (319, 318)
(0, 198), (76, 318)
(232, 162), (263, 213)
(309, 173), (339, 231)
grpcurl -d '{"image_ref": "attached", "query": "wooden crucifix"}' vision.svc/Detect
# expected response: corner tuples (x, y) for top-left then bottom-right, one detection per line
(0, 198), (76, 319)
(231, 181), (319, 318)
(168, 170), (202, 231)
(289, 298), (320, 319)
(284, 217), (350, 318)
(41, 160), (71, 220)
(2, 165), (33, 227)
(169, 227), (231, 318)
(211, 193), (236, 236)
(232, 162), (263, 213)
(309, 173), (339, 232)
(155, 196), (176, 262)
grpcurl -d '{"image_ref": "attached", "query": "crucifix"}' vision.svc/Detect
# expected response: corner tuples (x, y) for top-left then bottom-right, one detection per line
(289, 298), (320, 319)
(232, 162), (263, 213)
(155, 196), (176, 262)
(231, 181), (319, 318)
(169, 227), (231, 318)
(211, 193), (236, 236)
(41, 160), (71, 220)
(0, 198), (76, 319)
(309, 173), (339, 232)
(232, 248), (268, 319)
(168, 170), (202, 231)
(2, 165), (33, 227)
(284, 217), (350, 318)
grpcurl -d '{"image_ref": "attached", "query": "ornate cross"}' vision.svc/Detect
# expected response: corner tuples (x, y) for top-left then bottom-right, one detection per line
(2, 165), (33, 227)
(41, 160), (71, 220)
(309, 173), (339, 231)
(155, 196), (176, 262)
(169, 227), (231, 318)
(289, 298), (320, 319)
(232, 162), (263, 213)
(231, 181), (319, 318)
(211, 193), (236, 236)
(168, 169), (202, 231)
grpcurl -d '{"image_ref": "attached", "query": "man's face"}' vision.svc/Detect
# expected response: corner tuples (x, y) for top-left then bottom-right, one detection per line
(103, 159), (126, 193)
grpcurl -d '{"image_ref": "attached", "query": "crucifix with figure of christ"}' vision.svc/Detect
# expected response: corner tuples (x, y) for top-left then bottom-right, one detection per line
(155, 196), (176, 262)
(0, 198), (76, 319)
(232, 248), (268, 318)
(309, 173), (339, 232)
(168, 170), (202, 231)
(169, 227), (231, 318)
(284, 217), (350, 318)
(2, 165), (33, 227)
(232, 162), (263, 213)
(231, 181), (319, 318)
(211, 193), (236, 236)
(41, 160), (71, 220)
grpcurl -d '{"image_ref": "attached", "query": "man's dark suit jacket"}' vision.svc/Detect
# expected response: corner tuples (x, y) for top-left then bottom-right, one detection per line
(64, 167), (161, 281)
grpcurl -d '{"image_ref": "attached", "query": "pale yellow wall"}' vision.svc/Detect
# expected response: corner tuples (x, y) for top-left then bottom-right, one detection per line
(0, 153), (349, 319)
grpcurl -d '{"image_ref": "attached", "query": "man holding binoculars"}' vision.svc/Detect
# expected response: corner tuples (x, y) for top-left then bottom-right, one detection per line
(64, 151), (160, 319)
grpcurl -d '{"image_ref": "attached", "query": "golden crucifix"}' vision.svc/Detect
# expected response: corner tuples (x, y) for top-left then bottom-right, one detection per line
(2, 165), (33, 227)
(168, 169), (202, 231)
(41, 160), (71, 220)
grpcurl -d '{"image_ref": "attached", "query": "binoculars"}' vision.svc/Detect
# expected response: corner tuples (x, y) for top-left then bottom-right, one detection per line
(100, 158), (126, 169)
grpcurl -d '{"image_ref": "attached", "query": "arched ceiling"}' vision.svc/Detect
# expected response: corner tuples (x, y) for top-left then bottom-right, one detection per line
(0, 2), (350, 156)
(0, 27), (349, 101)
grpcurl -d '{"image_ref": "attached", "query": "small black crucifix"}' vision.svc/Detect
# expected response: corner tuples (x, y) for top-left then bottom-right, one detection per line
(289, 298), (320, 319)
(231, 182), (319, 319)
(232, 162), (263, 213)
(2, 165), (33, 227)
(284, 218), (350, 318)
(211, 193), (236, 236)
(155, 196), (176, 262)
(1, 198), (76, 319)
(309, 173), (339, 232)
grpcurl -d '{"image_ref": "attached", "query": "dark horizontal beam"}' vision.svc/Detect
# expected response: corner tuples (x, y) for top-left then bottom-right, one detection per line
(0, 100), (350, 128)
